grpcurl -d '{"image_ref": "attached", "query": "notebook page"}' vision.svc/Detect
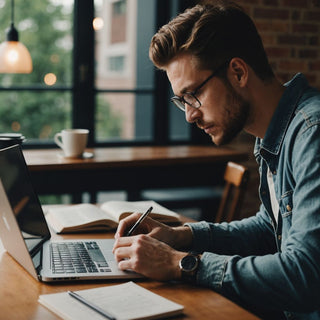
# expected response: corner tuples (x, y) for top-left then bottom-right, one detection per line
(39, 281), (184, 320)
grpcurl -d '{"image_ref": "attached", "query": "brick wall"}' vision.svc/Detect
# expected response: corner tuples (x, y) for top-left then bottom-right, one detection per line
(192, 1), (320, 218)
(227, 0), (320, 217)
(239, 0), (320, 88)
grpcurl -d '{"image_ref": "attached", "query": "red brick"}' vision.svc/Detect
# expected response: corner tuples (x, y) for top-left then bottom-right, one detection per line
(235, 0), (320, 91)
(263, 0), (279, 6)
(309, 61), (320, 70)
(277, 34), (307, 45)
(240, 5), (252, 15)
(269, 61), (278, 70)
(304, 73), (317, 85)
(276, 72), (294, 83)
(254, 8), (290, 19)
(313, 0), (320, 7)
(291, 10), (301, 20)
(309, 36), (319, 46)
(304, 10), (320, 21)
(283, 0), (311, 8)
(260, 34), (276, 46)
(278, 60), (308, 71)
(265, 47), (291, 58)
(237, 0), (259, 4)
(298, 49), (318, 59)
(255, 21), (290, 33)
(293, 23), (319, 33)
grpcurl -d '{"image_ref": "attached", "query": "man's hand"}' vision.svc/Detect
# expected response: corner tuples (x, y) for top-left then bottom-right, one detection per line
(114, 212), (193, 249)
(112, 212), (194, 280)
(113, 234), (186, 281)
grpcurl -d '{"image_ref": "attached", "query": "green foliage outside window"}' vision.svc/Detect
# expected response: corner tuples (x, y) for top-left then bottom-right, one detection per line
(0, 0), (122, 142)
(0, 0), (71, 140)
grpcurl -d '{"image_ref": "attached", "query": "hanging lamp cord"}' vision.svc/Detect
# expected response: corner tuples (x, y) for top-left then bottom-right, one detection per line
(11, 0), (14, 26)
(7, 0), (18, 41)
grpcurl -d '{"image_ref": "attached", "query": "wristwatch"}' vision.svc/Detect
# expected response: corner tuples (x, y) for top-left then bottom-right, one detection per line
(179, 252), (200, 282)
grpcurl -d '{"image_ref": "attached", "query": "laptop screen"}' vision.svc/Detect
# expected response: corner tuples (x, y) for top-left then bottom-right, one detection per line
(0, 145), (50, 256)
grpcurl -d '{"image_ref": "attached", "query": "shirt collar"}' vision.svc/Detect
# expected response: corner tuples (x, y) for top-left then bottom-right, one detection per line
(255, 73), (309, 156)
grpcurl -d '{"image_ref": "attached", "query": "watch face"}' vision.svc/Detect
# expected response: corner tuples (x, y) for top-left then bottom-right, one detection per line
(181, 255), (198, 271)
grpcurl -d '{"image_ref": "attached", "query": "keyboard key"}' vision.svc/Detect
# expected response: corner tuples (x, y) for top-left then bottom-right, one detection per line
(50, 241), (109, 275)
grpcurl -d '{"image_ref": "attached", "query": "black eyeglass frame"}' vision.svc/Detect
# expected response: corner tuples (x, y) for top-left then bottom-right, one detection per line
(170, 61), (230, 112)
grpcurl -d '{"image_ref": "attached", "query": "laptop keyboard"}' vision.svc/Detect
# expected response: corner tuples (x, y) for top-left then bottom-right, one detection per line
(50, 241), (111, 274)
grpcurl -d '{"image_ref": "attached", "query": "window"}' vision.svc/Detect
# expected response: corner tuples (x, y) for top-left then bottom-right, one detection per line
(94, 0), (156, 142)
(112, 0), (126, 15)
(108, 56), (125, 72)
(0, 0), (196, 148)
(111, 0), (127, 43)
(0, 0), (73, 144)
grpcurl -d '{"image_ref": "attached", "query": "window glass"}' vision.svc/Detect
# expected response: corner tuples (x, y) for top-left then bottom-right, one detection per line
(0, 91), (71, 142)
(96, 92), (130, 141)
(94, 0), (138, 88)
(170, 102), (190, 141)
(0, 0), (188, 145)
(94, 0), (156, 142)
(111, 0), (127, 43)
(0, 0), (73, 141)
(112, 0), (126, 15)
(96, 92), (153, 142)
(108, 55), (126, 73)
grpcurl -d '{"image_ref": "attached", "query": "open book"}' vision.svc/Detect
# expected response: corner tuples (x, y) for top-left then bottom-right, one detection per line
(45, 200), (181, 234)
(39, 281), (184, 320)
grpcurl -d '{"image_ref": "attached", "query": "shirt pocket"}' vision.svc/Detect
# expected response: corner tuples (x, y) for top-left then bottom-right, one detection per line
(279, 191), (293, 242)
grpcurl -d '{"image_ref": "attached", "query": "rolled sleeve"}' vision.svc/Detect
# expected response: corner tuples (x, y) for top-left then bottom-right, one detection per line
(184, 222), (231, 290)
(197, 252), (230, 290)
(184, 221), (213, 252)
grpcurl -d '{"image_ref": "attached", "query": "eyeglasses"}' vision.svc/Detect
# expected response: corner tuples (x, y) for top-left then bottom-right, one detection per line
(170, 62), (229, 112)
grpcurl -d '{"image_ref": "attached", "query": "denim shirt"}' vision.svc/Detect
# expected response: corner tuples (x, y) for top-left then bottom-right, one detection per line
(186, 74), (320, 319)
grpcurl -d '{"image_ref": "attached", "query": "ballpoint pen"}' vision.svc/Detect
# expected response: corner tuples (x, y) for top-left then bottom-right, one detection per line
(125, 206), (153, 236)
(68, 290), (117, 320)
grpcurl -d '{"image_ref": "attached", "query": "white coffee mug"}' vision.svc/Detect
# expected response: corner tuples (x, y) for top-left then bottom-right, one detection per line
(54, 129), (89, 158)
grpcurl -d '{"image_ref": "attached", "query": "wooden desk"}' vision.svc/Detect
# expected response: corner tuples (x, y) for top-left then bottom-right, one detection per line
(23, 146), (248, 202)
(0, 220), (258, 319)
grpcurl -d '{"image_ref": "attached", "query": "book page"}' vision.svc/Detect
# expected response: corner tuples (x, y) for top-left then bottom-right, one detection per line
(45, 204), (118, 233)
(101, 200), (180, 222)
(39, 281), (184, 320)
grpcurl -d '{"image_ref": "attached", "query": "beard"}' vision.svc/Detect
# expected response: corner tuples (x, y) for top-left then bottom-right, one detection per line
(197, 83), (250, 146)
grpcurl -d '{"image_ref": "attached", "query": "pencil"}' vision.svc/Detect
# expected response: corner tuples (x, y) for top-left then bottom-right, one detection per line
(68, 290), (117, 320)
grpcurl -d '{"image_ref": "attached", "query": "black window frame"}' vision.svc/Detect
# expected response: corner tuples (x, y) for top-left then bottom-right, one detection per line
(0, 0), (210, 150)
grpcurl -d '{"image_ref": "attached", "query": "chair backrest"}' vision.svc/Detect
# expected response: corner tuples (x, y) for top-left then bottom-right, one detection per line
(214, 162), (249, 223)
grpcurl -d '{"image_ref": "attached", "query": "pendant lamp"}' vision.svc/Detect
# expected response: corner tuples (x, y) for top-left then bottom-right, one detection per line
(0, 0), (32, 74)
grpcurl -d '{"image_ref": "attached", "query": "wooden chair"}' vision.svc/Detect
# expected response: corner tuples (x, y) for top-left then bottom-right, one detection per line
(214, 161), (249, 223)
(141, 161), (249, 223)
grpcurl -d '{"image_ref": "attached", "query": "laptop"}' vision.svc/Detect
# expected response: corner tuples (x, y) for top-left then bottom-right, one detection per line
(0, 144), (142, 282)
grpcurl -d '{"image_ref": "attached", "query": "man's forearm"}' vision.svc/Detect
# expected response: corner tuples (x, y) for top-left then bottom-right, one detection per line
(172, 225), (193, 250)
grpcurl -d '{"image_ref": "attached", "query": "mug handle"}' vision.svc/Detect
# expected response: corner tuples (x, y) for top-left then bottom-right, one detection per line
(54, 133), (63, 149)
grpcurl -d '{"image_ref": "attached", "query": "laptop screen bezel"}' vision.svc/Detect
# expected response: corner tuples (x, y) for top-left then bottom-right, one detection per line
(0, 144), (51, 259)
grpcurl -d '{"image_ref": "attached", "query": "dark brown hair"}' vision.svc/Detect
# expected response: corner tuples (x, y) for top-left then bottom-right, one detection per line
(149, 1), (274, 81)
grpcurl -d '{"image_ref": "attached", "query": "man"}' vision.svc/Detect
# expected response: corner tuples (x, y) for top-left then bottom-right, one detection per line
(113, 2), (320, 319)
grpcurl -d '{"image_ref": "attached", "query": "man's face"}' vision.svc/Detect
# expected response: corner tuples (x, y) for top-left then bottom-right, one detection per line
(166, 53), (250, 146)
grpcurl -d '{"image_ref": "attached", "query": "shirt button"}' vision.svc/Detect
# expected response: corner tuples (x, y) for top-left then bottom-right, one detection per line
(273, 170), (277, 175)
(278, 235), (282, 241)
(286, 205), (292, 211)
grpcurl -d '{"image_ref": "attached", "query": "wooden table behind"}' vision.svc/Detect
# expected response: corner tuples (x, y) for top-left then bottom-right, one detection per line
(23, 146), (248, 201)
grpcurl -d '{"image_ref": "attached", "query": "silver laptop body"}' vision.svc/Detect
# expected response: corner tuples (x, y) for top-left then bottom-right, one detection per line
(0, 145), (141, 282)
